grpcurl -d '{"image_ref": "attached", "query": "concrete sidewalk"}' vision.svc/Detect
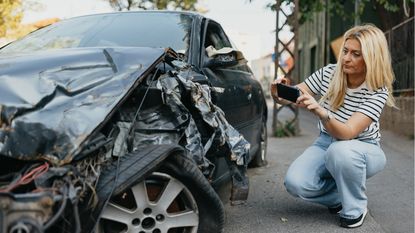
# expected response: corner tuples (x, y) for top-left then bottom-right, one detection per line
(223, 100), (414, 233)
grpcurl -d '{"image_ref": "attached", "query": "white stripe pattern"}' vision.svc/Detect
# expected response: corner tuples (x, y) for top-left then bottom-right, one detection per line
(304, 64), (388, 141)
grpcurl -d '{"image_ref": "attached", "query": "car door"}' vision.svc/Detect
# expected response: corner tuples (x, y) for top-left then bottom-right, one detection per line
(199, 20), (264, 145)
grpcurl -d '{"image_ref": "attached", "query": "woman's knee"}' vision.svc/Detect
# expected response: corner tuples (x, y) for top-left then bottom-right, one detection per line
(284, 173), (299, 197)
(284, 144), (327, 197)
(284, 172), (307, 197)
(325, 141), (363, 172)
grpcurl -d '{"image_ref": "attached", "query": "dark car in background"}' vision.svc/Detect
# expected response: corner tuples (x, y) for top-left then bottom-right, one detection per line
(0, 11), (267, 233)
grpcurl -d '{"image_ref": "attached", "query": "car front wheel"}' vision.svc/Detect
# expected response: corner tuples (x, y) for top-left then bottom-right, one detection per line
(98, 153), (224, 233)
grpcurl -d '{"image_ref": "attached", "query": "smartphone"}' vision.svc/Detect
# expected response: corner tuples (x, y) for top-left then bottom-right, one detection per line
(276, 83), (301, 102)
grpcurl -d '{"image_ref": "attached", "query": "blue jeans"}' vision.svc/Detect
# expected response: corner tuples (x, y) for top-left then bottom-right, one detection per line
(284, 133), (386, 219)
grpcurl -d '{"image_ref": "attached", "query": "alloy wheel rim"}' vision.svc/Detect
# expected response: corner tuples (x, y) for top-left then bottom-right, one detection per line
(98, 172), (199, 233)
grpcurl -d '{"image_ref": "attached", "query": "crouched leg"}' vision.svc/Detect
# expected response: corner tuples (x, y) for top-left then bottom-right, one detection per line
(284, 144), (340, 207)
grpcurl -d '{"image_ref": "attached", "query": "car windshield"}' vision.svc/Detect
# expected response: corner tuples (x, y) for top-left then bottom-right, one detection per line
(0, 12), (193, 55)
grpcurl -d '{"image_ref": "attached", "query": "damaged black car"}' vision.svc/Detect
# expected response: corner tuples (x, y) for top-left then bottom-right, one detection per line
(0, 11), (267, 233)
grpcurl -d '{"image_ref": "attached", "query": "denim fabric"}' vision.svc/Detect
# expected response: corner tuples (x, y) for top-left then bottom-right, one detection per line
(284, 132), (386, 219)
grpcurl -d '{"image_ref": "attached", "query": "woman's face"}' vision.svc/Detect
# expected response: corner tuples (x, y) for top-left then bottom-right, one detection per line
(341, 38), (366, 77)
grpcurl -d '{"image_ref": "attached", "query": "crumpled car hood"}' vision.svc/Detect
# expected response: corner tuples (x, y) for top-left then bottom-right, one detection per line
(0, 47), (166, 165)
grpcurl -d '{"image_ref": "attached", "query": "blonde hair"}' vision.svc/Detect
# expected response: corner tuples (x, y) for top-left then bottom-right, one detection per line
(322, 24), (395, 109)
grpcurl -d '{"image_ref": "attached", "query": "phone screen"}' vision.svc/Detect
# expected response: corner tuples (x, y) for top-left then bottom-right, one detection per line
(276, 83), (300, 102)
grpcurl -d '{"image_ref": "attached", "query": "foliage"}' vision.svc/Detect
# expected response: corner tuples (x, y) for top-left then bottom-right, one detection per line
(107, 0), (198, 11)
(6, 24), (36, 39)
(274, 120), (296, 137)
(263, 0), (413, 25)
(0, 0), (23, 37)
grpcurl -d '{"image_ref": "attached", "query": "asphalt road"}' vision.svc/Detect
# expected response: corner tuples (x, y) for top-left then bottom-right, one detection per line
(223, 100), (414, 233)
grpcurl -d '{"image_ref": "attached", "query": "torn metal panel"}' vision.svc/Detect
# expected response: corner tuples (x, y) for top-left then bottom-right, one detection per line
(175, 71), (250, 166)
(156, 70), (250, 167)
(0, 47), (166, 165)
(158, 75), (210, 168)
(129, 104), (189, 151)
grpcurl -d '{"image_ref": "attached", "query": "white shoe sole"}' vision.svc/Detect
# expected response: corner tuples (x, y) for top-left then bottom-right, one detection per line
(346, 208), (368, 228)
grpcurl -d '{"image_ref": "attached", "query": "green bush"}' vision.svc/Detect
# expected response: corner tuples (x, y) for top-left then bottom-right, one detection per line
(274, 120), (296, 137)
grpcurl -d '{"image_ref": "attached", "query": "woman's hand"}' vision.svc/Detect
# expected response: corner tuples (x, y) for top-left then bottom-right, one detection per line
(296, 86), (325, 118)
(270, 76), (290, 102)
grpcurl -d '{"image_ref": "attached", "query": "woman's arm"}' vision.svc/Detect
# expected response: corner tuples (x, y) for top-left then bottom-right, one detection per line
(321, 111), (372, 139)
(296, 87), (372, 139)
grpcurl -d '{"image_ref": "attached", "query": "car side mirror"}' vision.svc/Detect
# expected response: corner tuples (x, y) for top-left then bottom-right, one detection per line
(204, 46), (246, 68)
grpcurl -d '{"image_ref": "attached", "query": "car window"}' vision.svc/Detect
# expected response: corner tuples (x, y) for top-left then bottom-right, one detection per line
(203, 21), (251, 73)
(204, 22), (232, 50)
(0, 13), (193, 55)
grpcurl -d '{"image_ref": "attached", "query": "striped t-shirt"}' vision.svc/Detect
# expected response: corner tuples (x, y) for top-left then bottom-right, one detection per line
(304, 64), (389, 141)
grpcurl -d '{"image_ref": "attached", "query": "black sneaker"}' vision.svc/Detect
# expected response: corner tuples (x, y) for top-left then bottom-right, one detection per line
(340, 209), (368, 228)
(328, 204), (342, 214)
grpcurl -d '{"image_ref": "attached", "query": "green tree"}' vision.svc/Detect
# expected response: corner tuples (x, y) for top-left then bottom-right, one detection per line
(0, 0), (23, 38)
(107, 0), (199, 11)
(264, 0), (413, 28)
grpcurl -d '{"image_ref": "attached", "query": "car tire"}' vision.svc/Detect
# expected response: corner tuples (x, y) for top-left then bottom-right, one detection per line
(98, 152), (225, 233)
(249, 120), (268, 167)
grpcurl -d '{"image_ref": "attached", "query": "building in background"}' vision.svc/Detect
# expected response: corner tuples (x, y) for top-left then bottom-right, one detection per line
(251, 54), (274, 97)
(251, 52), (294, 97)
